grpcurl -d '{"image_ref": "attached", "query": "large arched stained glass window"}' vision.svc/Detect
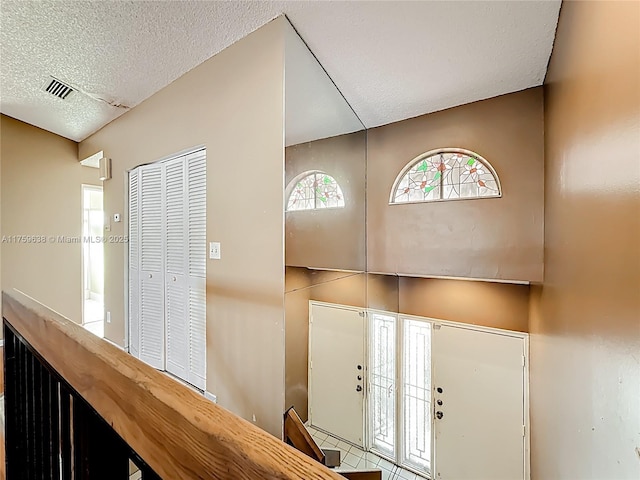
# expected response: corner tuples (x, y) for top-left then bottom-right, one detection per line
(286, 170), (345, 211)
(390, 149), (501, 204)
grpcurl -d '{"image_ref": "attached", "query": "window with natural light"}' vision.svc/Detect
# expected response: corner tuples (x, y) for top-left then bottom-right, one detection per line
(286, 171), (345, 211)
(402, 319), (432, 472)
(369, 312), (397, 458)
(369, 314), (432, 475)
(390, 149), (501, 204)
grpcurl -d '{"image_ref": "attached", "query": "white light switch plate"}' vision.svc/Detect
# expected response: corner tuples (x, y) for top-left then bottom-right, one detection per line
(209, 242), (221, 259)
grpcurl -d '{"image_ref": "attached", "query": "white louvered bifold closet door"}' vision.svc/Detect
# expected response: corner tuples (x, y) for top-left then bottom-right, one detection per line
(128, 169), (140, 357)
(129, 150), (206, 389)
(138, 163), (165, 369)
(164, 158), (189, 380)
(185, 151), (207, 390)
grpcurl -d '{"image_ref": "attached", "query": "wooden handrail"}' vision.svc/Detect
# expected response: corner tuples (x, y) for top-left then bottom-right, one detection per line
(2, 289), (345, 480)
(284, 406), (325, 464)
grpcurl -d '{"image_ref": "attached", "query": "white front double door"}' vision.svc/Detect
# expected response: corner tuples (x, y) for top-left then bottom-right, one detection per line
(308, 302), (527, 479)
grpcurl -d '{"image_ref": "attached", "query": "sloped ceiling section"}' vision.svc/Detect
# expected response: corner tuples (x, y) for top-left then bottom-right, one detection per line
(285, 19), (364, 147)
(0, 1), (561, 142)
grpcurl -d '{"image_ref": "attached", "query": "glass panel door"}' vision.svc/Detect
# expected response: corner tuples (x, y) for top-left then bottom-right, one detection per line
(369, 312), (397, 458)
(402, 318), (432, 473)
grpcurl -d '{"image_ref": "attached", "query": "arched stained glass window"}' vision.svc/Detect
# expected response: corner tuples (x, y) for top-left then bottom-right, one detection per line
(286, 171), (345, 211)
(390, 149), (501, 204)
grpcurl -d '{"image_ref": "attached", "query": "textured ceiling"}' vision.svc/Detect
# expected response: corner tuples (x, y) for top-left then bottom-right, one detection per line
(0, 1), (561, 142)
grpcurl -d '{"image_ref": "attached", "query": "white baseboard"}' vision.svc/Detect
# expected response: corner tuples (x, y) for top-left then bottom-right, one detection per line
(204, 391), (217, 404)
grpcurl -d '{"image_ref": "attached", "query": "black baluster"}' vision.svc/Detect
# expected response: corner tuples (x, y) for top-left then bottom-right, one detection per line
(60, 386), (72, 480)
(73, 398), (129, 479)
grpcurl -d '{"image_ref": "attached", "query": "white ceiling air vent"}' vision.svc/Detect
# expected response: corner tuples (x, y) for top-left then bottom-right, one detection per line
(43, 77), (74, 100)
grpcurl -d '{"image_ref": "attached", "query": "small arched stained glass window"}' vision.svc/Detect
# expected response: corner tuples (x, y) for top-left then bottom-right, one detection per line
(286, 171), (345, 211)
(390, 149), (501, 204)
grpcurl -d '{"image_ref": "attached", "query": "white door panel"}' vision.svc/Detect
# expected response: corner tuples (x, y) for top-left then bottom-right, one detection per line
(164, 158), (188, 379)
(165, 273), (188, 379)
(309, 303), (365, 447)
(186, 152), (207, 389)
(433, 325), (525, 480)
(139, 164), (164, 369)
(139, 272), (164, 369)
(128, 169), (140, 356)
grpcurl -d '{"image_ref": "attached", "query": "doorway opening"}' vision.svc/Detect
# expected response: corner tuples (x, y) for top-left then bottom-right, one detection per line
(82, 185), (104, 337)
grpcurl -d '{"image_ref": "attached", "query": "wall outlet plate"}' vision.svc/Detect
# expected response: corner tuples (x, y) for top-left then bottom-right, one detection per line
(209, 242), (221, 259)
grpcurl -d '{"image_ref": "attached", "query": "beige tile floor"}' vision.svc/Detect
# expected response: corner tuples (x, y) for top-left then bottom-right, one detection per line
(307, 425), (427, 480)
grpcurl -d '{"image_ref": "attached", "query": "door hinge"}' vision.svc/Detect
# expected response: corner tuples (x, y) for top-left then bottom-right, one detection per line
(522, 425), (526, 437)
(522, 355), (526, 367)
(309, 360), (312, 370)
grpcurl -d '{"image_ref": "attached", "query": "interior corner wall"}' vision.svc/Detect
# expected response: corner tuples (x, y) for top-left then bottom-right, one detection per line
(0, 115), (99, 333)
(78, 18), (286, 436)
(367, 88), (544, 283)
(531, 1), (640, 478)
(366, 273), (399, 313)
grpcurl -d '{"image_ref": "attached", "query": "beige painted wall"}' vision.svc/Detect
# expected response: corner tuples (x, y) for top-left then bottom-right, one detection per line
(79, 18), (286, 436)
(531, 1), (640, 478)
(367, 88), (544, 283)
(285, 131), (366, 271)
(309, 272), (367, 309)
(399, 277), (529, 332)
(1, 115), (99, 335)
